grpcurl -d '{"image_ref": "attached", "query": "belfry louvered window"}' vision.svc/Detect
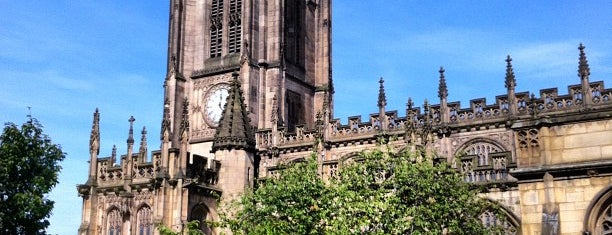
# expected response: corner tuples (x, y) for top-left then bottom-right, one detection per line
(209, 0), (223, 58)
(228, 0), (242, 53)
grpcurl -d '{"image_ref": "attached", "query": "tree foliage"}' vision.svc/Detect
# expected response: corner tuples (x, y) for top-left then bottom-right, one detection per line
(158, 221), (205, 235)
(224, 144), (505, 234)
(224, 154), (329, 234)
(0, 118), (66, 234)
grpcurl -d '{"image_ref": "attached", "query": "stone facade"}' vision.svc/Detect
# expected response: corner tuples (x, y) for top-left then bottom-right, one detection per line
(78, 1), (612, 235)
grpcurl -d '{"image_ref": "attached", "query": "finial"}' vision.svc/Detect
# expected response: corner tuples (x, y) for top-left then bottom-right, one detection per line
(139, 126), (147, 155)
(438, 66), (448, 99)
(127, 116), (135, 144)
(26, 106), (32, 122)
(578, 43), (590, 80)
(161, 98), (171, 140)
(111, 144), (117, 164)
(504, 55), (516, 89)
(377, 77), (386, 109)
(423, 99), (430, 122)
(182, 98), (189, 122)
(89, 108), (100, 155)
(180, 98), (190, 140)
(407, 97), (414, 110)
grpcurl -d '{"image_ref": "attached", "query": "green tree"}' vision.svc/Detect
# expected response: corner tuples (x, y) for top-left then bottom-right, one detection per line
(0, 118), (66, 234)
(326, 145), (501, 234)
(224, 143), (505, 234)
(224, 156), (328, 235)
(158, 221), (205, 235)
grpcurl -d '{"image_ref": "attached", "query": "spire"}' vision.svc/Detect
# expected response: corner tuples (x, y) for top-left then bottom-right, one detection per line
(578, 43), (593, 106)
(377, 77), (386, 109)
(578, 43), (590, 80)
(87, 108), (101, 182)
(423, 99), (430, 118)
(127, 116), (135, 144)
(438, 67), (448, 99)
(421, 99), (432, 146)
(179, 98), (190, 141)
(212, 71), (255, 151)
(405, 97), (416, 144)
(111, 145), (117, 165)
(89, 108), (100, 155)
(139, 126), (148, 161)
(407, 97), (414, 111)
(505, 55), (516, 89)
(161, 98), (171, 141)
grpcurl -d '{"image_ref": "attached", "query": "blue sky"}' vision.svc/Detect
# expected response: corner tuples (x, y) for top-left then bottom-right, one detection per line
(1, 1), (611, 234)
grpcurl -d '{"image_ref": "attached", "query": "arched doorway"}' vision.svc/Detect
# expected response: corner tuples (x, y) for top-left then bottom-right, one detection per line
(190, 204), (213, 235)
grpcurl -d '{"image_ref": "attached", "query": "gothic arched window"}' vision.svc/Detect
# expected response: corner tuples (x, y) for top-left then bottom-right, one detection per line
(456, 139), (513, 183)
(209, 0), (224, 58)
(584, 186), (612, 234)
(596, 204), (612, 233)
(463, 141), (503, 166)
(137, 205), (153, 235)
(228, 0), (242, 54)
(107, 208), (122, 235)
(480, 210), (519, 234)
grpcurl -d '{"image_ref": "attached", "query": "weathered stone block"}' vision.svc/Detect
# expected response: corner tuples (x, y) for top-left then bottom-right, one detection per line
(562, 146), (602, 162)
(555, 187), (567, 202)
(521, 212), (541, 223)
(585, 119), (611, 132)
(564, 132), (612, 149)
(522, 190), (540, 205)
(565, 191), (584, 202)
(560, 220), (582, 233)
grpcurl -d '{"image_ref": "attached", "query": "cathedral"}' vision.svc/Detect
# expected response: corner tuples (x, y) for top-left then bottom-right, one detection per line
(78, 0), (612, 234)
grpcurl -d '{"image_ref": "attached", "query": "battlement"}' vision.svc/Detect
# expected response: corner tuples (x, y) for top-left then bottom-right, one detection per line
(77, 113), (222, 197)
(256, 45), (612, 152)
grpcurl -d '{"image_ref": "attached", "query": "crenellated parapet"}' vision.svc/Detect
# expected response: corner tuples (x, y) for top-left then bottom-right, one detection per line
(255, 44), (612, 190)
(257, 44), (611, 151)
(256, 79), (611, 150)
(77, 111), (223, 198)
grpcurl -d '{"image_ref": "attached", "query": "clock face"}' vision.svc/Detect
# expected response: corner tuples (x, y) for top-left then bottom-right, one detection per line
(204, 84), (230, 127)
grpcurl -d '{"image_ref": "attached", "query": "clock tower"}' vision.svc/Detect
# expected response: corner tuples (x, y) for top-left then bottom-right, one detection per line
(163, 0), (333, 153)
(161, 0), (333, 231)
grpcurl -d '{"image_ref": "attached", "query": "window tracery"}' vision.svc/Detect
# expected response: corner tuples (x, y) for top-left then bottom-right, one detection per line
(323, 163), (338, 180)
(107, 208), (122, 235)
(458, 140), (513, 183)
(137, 205), (152, 235)
(517, 129), (539, 149)
(480, 211), (518, 234)
(593, 203), (612, 234)
(464, 142), (502, 166)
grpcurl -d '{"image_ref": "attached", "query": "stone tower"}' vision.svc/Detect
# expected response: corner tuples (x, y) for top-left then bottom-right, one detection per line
(78, 1), (331, 234)
(164, 0), (333, 150)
